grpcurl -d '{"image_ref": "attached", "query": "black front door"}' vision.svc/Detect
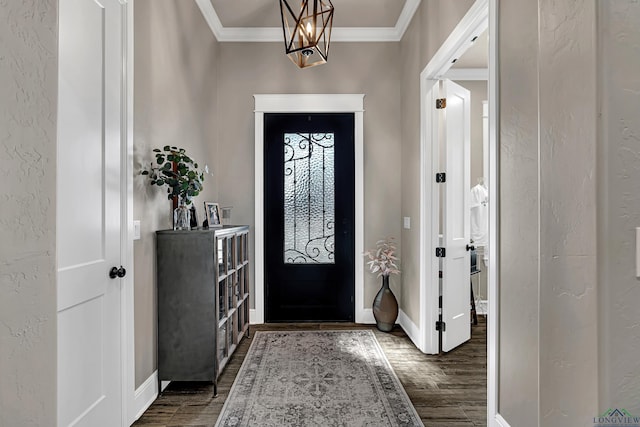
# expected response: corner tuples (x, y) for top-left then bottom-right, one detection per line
(264, 113), (355, 322)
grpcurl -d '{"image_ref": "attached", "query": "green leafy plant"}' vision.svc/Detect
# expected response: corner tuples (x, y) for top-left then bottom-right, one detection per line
(364, 238), (400, 277)
(140, 146), (204, 204)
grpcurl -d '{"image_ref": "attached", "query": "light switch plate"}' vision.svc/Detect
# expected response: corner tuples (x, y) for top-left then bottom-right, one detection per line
(403, 217), (411, 229)
(637, 227), (640, 278)
(133, 220), (141, 240)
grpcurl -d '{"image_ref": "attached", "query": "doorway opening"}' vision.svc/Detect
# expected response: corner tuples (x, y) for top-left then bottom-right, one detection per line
(419, 0), (500, 424)
(419, 0), (490, 353)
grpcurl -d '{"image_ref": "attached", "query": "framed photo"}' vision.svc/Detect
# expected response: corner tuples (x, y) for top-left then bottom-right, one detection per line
(204, 202), (222, 228)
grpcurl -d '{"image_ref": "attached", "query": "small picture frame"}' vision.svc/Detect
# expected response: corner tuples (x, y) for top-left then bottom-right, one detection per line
(204, 202), (222, 228)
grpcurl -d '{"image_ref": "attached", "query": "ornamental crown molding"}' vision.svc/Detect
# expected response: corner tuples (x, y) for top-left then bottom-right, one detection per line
(195, 0), (421, 43)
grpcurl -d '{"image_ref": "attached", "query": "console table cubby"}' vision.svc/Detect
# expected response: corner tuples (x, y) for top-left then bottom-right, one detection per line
(156, 225), (250, 395)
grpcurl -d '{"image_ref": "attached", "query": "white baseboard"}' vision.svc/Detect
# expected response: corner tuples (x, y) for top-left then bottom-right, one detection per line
(476, 299), (488, 315)
(397, 309), (420, 347)
(494, 414), (511, 427)
(131, 371), (158, 422)
(249, 308), (263, 325)
(357, 308), (376, 324)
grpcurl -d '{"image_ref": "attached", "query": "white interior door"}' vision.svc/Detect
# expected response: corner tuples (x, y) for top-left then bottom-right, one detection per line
(440, 79), (471, 353)
(57, 0), (124, 425)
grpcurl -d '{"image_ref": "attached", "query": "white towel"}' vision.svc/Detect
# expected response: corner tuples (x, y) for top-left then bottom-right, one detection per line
(470, 184), (488, 247)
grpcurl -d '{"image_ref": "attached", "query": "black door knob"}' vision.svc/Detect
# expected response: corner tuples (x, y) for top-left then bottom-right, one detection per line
(109, 266), (127, 279)
(466, 244), (475, 252)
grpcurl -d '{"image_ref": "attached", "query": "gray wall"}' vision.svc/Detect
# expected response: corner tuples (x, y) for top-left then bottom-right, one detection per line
(456, 80), (487, 188)
(538, 0), (598, 423)
(0, 0), (58, 424)
(216, 42), (403, 309)
(597, 0), (640, 414)
(399, 0), (475, 323)
(133, 0), (220, 388)
(498, 0), (540, 422)
(499, 0), (599, 425)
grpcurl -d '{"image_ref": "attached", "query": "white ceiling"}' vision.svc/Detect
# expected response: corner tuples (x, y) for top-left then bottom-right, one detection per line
(196, 0), (421, 42)
(211, 0), (406, 28)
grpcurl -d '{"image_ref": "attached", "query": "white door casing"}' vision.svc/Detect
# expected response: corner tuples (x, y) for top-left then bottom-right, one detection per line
(253, 94), (365, 324)
(419, 0), (488, 355)
(440, 80), (471, 352)
(57, 0), (124, 425)
(418, 0), (503, 424)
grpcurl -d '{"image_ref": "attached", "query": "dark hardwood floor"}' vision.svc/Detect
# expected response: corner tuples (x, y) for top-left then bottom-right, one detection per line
(133, 318), (487, 427)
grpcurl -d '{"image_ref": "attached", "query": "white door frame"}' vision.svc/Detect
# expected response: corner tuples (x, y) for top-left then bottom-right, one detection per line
(419, 0), (488, 354)
(122, 0), (138, 424)
(487, 3), (503, 425)
(418, 0), (504, 425)
(122, 1), (161, 423)
(252, 94), (366, 324)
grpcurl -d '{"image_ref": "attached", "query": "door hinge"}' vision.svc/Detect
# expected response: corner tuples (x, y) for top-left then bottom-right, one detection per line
(435, 172), (446, 183)
(439, 270), (443, 279)
(351, 295), (354, 303)
(436, 321), (446, 332)
(435, 247), (446, 258)
(436, 98), (447, 109)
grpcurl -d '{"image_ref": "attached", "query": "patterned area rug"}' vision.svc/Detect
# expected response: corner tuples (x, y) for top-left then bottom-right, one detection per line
(215, 330), (423, 427)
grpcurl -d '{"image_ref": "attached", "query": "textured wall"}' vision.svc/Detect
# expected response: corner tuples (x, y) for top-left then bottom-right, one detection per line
(133, 0), (220, 388)
(538, 0), (598, 424)
(216, 42), (402, 310)
(0, 0), (58, 424)
(499, 0), (599, 425)
(597, 0), (640, 415)
(498, 0), (540, 423)
(399, 0), (475, 323)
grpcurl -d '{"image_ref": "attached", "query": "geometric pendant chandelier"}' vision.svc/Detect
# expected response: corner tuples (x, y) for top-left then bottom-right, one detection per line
(279, 0), (334, 69)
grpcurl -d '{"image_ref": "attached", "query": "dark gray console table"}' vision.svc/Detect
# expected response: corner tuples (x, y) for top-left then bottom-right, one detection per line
(156, 226), (250, 395)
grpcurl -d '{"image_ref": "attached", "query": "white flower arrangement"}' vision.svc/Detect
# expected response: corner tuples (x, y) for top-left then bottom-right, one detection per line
(364, 238), (400, 277)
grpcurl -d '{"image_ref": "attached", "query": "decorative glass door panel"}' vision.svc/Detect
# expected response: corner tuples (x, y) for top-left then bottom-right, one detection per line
(265, 113), (355, 322)
(283, 132), (335, 264)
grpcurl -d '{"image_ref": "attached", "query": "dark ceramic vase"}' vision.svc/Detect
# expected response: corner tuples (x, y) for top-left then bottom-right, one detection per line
(372, 275), (398, 332)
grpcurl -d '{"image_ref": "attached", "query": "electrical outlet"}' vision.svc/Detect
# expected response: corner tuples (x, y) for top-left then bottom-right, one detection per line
(403, 217), (411, 229)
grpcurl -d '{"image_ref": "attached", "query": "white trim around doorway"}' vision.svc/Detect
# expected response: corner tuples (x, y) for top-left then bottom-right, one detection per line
(487, 1), (503, 425)
(252, 94), (366, 325)
(123, 0), (137, 424)
(418, 0), (489, 354)
(418, 0), (504, 425)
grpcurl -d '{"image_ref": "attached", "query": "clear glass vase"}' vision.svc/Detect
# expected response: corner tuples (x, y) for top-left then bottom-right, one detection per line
(173, 197), (191, 230)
